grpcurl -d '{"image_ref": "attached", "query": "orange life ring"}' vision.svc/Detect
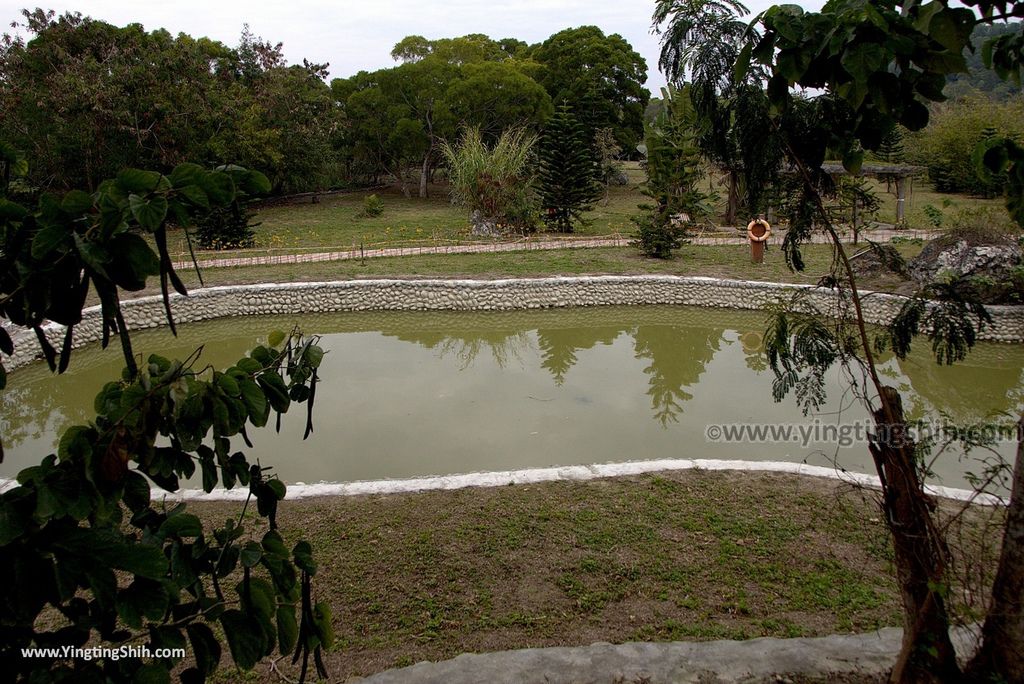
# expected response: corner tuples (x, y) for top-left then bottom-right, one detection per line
(747, 218), (771, 242)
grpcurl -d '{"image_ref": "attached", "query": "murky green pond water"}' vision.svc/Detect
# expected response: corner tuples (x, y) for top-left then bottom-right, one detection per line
(3, 306), (1022, 489)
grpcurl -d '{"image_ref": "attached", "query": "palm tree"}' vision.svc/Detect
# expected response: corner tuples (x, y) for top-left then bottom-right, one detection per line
(652, 0), (753, 98)
(651, 0), (770, 225)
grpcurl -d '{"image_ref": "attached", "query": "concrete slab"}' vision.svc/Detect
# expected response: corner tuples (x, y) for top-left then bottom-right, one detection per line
(354, 626), (979, 684)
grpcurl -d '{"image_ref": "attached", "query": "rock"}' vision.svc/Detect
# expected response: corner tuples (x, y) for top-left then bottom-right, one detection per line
(910, 236), (1022, 285)
(8, 276), (1023, 374)
(669, 213), (692, 229)
(850, 245), (910, 280)
(469, 210), (506, 238)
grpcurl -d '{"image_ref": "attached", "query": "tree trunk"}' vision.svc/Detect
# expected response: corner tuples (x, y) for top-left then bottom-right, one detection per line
(965, 415), (1024, 682)
(395, 168), (411, 199)
(852, 198), (860, 245)
(419, 153), (430, 199)
(784, 132), (964, 684)
(871, 386), (962, 684)
(726, 169), (740, 226)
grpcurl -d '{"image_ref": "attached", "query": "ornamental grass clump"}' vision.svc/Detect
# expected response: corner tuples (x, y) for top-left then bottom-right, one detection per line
(441, 126), (539, 234)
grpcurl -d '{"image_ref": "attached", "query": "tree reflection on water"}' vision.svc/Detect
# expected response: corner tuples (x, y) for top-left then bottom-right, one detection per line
(4, 306), (1022, 473)
(633, 324), (724, 426)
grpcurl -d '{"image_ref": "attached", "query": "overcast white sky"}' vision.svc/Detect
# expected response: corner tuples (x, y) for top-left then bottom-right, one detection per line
(0, 0), (826, 93)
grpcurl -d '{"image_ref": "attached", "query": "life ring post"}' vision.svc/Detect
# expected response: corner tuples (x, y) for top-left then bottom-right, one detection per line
(746, 218), (771, 264)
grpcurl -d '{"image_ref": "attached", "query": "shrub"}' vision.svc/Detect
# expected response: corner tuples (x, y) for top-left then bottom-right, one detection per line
(922, 204), (944, 228)
(632, 212), (686, 258)
(359, 193), (384, 218)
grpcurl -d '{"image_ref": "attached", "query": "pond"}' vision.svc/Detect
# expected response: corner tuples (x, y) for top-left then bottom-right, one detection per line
(2, 306), (1022, 490)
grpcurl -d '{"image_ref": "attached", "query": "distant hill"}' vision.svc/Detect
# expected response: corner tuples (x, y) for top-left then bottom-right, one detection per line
(946, 22), (1024, 100)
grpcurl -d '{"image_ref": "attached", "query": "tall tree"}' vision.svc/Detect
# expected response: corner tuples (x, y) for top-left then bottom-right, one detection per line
(213, 25), (342, 194)
(335, 58), (456, 198)
(735, 0), (1024, 680)
(388, 57), (455, 200)
(391, 33), (520, 65)
(0, 11), (342, 195)
(335, 50), (550, 198)
(445, 61), (553, 140)
(336, 72), (420, 196)
(873, 126), (907, 164)
(530, 26), (649, 155)
(537, 104), (601, 233)
(0, 10), (232, 190)
(653, 0), (782, 224)
(653, 0), (751, 101)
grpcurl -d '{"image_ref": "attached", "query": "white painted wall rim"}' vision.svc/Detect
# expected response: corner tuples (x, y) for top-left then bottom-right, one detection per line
(0, 459), (1004, 505)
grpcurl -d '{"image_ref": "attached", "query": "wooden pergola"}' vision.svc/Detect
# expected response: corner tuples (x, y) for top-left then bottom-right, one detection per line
(817, 162), (923, 224)
(715, 162), (924, 228)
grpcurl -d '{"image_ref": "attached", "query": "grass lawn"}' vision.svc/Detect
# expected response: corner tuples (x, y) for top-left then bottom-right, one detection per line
(192, 470), (998, 682)
(129, 243), (923, 305)
(696, 166), (1006, 231)
(163, 163), (649, 260)
(160, 160), (1006, 266)
(863, 176), (1007, 229)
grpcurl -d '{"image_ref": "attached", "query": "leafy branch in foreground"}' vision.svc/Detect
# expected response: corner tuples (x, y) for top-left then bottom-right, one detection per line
(0, 144), (332, 682)
(2, 333), (331, 682)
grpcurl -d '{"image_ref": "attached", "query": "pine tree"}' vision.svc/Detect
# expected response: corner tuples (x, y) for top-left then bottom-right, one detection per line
(537, 104), (601, 233)
(632, 85), (713, 258)
(195, 198), (260, 250)
(874, 126), (906, 164)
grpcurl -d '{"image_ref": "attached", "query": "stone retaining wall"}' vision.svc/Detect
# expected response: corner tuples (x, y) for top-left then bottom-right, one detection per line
(8, 275), (1024, 370)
